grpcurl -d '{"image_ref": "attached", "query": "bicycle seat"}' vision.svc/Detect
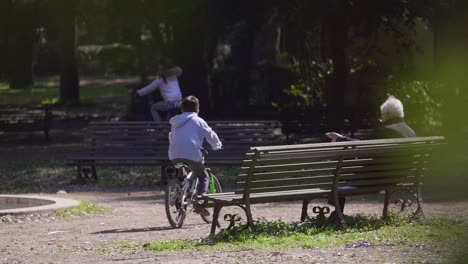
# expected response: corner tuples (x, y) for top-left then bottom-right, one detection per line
(173, 161), (187, 169)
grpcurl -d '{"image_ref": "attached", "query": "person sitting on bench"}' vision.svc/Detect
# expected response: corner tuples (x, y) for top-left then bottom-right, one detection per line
(325, 95), (416, 221)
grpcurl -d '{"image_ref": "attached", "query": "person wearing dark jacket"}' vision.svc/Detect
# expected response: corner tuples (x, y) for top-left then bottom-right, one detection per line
(325, 95), (416, 220)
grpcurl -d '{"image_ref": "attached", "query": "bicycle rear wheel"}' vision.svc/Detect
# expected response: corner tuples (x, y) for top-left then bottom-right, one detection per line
(200, 173), (222, 223)
(165, 179), (186, 228)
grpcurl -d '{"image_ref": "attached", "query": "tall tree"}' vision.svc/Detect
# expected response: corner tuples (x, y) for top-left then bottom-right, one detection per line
(6, 0), (37, 89)
(52, 0), (79, 105)
(326, 0), (349, 131)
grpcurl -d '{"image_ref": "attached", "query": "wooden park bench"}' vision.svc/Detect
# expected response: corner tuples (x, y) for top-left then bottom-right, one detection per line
(0, 104), (52, 142)
(66, 120), (283, 183)
(66, 121), (170, 182)
(202, 136), (445, 236)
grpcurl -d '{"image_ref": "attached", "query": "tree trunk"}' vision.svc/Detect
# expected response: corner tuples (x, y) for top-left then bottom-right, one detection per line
(169, 9), (212, 116)
(326, 1), (349, 131)
(57, 1), (79, 105)
(8, 27), (34, 89)
(237, 18), (258, 113)
(7, 2), (34, 89)
(177, 45), (211, 116)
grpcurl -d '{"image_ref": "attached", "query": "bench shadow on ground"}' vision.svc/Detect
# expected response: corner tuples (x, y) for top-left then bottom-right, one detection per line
(91, 223), (201, 235)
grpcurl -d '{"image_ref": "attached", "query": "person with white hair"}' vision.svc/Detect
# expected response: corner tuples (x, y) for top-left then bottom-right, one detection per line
(325, 95), (416, 221)
(326, 95), (416, 141)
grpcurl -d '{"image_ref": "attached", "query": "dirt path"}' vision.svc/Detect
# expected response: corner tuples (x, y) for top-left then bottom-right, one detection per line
(1, 190), (467, 264)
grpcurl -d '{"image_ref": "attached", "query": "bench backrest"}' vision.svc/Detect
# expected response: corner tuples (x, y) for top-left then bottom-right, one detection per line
(237, 136), (445, 198)
(88, 122), (170, 159)
(87, 120), (282, 161)
(205, 120), (282, 163)
(0, 105), (51, 126)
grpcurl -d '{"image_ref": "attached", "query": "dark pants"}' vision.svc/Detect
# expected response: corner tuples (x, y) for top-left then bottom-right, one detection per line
(151, 100), (181, 121)
(172, 159), (208, 195)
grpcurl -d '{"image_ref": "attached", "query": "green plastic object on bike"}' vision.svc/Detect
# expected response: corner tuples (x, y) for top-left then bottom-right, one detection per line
(209, 177), (216, 193)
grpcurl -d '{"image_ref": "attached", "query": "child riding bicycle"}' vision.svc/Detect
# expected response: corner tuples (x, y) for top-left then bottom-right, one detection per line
(168, 95), (222, 215)
(136, 57), (183, 121)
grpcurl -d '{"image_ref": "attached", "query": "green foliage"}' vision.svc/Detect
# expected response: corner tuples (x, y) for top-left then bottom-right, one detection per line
(0, 85), (56, 104)
(383, 78), (443, 135)
(55, 201), (111, 217)
(270, 57), (331, 119)
(41, 97), (59, 105)
(77, 44), (137, 76)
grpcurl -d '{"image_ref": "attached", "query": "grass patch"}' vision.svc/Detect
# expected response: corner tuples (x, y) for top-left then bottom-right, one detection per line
(94, 167), (161, 187)
(142, 215), (468, 254)
(0, 81), (128, 105)
(0, 159), (240, 192)
(0, 160), (74, 193)
(0, 160), (161, 192)
(55, 200), (111, 217)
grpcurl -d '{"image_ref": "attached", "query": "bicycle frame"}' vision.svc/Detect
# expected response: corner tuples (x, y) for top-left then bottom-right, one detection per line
(165, 151), (222, 228)
(180, 170), (197, 207)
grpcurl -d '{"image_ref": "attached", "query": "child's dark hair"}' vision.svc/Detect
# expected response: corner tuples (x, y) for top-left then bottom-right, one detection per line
(182, 95), (199, 113)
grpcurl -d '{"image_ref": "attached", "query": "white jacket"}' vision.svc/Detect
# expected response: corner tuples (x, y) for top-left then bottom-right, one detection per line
(168, 112), (222, 162)
(136, 75), (182, 102)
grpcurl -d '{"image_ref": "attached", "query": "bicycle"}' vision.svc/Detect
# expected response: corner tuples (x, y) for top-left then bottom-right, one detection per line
(164, 150), (222, 228)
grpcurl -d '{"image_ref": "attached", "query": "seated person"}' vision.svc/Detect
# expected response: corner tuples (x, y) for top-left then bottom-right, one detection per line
(325, 95), (416, 221)
(326, 95), (416, 142)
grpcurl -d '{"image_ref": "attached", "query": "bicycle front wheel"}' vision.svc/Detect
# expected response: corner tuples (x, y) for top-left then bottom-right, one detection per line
(165, 179), (186, 228)
(200, 173), (222, 224)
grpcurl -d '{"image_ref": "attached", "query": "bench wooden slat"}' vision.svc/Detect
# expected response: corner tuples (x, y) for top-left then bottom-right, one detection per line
(240, 168), (337, 180)
(236, 175), (333, 193)
(207, 188), (330, 202)
(252, 136), (444, 151)
(339, 169), (421, 180)
(250, 148), (438, 167)
(338, 176), (417, 187)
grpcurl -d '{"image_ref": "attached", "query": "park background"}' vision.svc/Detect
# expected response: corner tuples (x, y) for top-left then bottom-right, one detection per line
(0, 1), (467, 263)
(1, 0), (466, 194)
(0, 1), (466, 198)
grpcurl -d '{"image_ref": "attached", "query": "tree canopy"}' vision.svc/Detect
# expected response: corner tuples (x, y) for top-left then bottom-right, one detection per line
(0, 0), (466, 133)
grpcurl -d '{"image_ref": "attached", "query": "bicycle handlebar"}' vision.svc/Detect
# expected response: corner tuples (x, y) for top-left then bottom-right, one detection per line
(201, 146), (223, 156)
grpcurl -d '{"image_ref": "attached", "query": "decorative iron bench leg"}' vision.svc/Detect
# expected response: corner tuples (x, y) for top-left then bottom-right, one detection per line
(414, 186), (424, 218)
(208, 203), (249, 237)
(91, 164), (98, 182)
(301, 199), (311, 221)
(210, 204), (223, 237)
(223, 213), (242, 229)
(76, 161), (83, 180)
(312, 206), (330, 221)
(383, 186), (424, 219)
(383, 189), (390, 218)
